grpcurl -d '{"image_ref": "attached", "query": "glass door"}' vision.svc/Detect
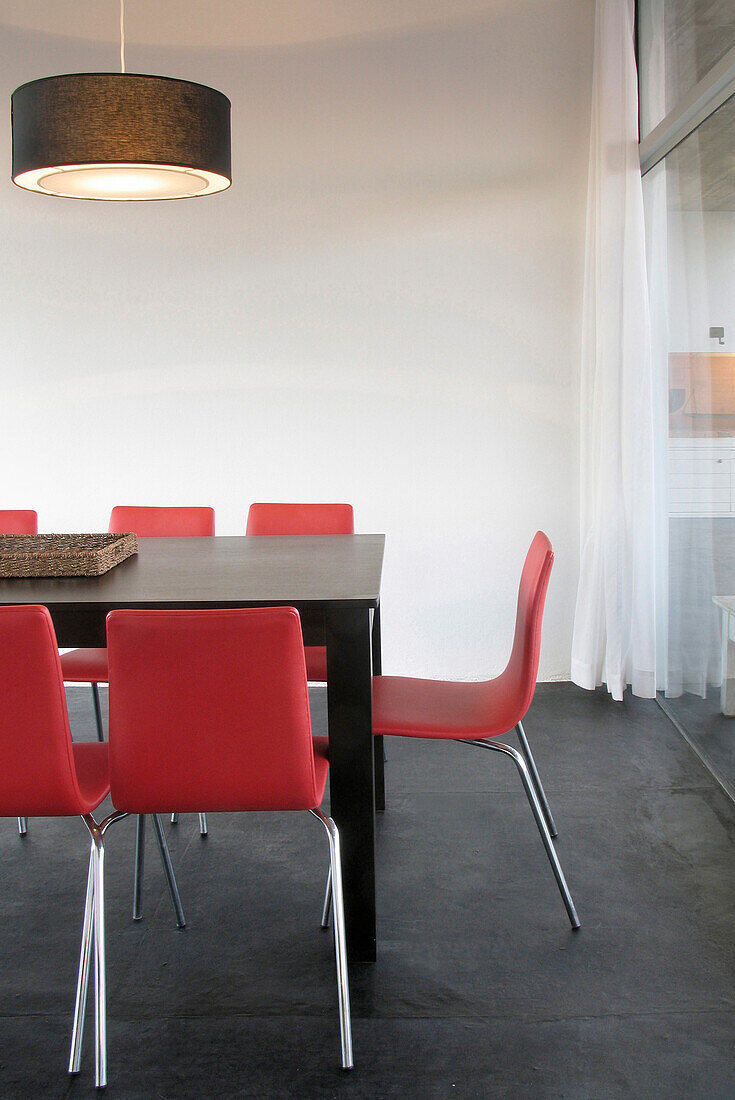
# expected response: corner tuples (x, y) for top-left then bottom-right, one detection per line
(640, 1), (735, 789)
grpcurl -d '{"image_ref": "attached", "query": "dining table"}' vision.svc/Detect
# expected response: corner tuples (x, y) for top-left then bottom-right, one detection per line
(0, 533), (385, 962)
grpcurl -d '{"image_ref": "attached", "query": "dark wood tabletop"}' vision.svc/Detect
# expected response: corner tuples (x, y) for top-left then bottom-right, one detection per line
(0, 534), (384, 649)
(0, 534), (384, 608)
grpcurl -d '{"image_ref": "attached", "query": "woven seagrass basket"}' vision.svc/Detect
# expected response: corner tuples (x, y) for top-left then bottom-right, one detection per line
(0, 533), (138, 578)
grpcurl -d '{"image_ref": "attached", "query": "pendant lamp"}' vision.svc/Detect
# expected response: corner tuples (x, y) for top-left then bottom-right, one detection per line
(11, 3), (230, 201)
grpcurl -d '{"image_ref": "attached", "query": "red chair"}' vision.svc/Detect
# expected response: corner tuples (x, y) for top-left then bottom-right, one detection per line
(0, 607), (183, 1090)
(245, 502), (387, 814)
(246, 503), (354, 682)
(79, 605), (352, 1075)
(364, 533), (579, 930)
(0, 510), (39, 837)
(0, 509), (38, 534)
(60, 506), (215, 849)
(0, 604), (110, 1086)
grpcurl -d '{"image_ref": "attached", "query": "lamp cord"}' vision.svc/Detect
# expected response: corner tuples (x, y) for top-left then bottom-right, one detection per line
(120, 0), (126, 73)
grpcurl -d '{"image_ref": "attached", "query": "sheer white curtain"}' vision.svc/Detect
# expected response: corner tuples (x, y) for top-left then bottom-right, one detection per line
(570, 0), (657, 701)
(639, 0), (670, 695)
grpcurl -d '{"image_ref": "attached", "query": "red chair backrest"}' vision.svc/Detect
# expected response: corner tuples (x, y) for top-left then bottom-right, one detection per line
(246, 503), (354, 536)
(109, 506), (215, 537)
(0, 510), (38, 534)
(0, 605), (90, 816)
(107, 607), (320, 814)
(497, 532), (554, 725)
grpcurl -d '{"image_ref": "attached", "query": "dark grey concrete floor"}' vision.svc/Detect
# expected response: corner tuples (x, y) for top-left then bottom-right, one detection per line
(2, 682), (735, 1098)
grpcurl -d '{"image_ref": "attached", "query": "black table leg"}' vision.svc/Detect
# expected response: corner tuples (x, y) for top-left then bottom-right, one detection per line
(372, 604), (386, 813)
(325, 605), (376, 963)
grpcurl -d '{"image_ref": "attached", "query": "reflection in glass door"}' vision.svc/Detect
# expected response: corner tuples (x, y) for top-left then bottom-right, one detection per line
(643, 89), (735, 789)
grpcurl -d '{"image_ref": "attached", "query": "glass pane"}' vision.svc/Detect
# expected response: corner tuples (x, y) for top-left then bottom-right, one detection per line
(645, 93), (735, 782)
(639, 0), (735, 136)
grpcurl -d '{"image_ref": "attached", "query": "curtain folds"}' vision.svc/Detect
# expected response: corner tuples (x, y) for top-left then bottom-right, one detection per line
(570, 0), (657, 700)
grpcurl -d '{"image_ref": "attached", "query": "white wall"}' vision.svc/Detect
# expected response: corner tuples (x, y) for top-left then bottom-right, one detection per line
(0, 1), (593, 680)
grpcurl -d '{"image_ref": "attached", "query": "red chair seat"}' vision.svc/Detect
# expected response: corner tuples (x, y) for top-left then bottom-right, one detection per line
(60, 506), (215, 691)
(71, 743), (111, 809)
(372, 675), (517, 741)
(108, 607), (332, 814)
(312, 735), (330, 796)
(369, 533), (580, 935)
(61, 648), (110, 683)
(246, 505), (353, 684)
(104, 605), (352, 1072)
(0, 604), (114, 1088)
(54, 628), (332, 703)
(373, 532), (555, 743)
(0, 605), (112, 819)
(0, 510), (37, 535)
(246, 503), (353, 536)
(305, 646), (328, 682)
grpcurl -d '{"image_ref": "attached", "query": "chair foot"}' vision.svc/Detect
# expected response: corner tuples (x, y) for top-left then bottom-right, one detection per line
(168, 812), (207, 836)
(464, 738), (580, 930)
(17, 817), (27, 836)
(515, 720), (558, 837)
(310, 808), (353, 1069)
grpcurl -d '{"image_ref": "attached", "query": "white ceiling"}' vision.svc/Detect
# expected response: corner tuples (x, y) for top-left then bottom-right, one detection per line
(1, 1), (512, 50)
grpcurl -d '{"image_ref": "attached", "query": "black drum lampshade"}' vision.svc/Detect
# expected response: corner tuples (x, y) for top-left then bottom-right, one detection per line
(11, 73), (231, 201)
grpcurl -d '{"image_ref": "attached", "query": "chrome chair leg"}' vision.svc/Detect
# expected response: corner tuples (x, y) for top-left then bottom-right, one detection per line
(17, 816), (27, 836)
(515, 720), (558, 837)
(71, 811), (184, 1086)
(70, 810), (127, 1089)
(132, 815), (186, 928)
(321, 865), (333, 929)
(69, 843), (95, 1075)
(151, 813), (186, 929)
(169, 812), (207, 836)
(463, 738), (580, 930)
(309, 808), (353, 1070)
(92, 828), (107, 1088)
(90, 684), (105, 743)
(133, 815), (145, 921)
